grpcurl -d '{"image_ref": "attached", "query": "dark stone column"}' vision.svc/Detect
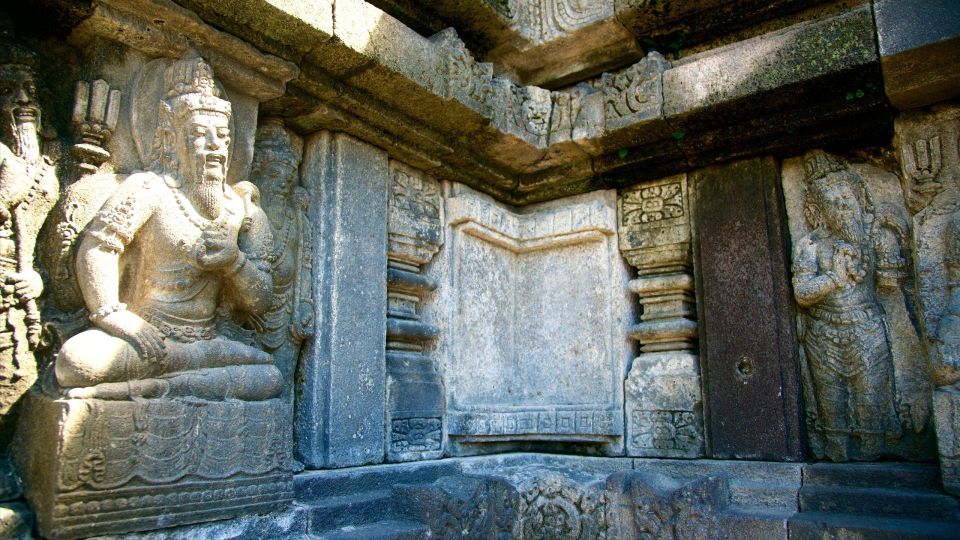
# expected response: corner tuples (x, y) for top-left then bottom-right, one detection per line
(691, 157), (806, 461)
(295, 131), (389, 468)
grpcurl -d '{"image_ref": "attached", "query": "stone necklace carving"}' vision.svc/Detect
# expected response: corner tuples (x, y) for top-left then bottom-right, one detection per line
(169, 183), (234, 233)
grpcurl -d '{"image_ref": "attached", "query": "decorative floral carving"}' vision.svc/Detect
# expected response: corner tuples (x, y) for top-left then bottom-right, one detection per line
(397, 476), (519, 540)
(517, 473), (607, 540)
(391, 417), (442, 453)
(630, 410), (702, 455)
(621, 182), (683, 225)
(627, 475), (727, 540)
(434, 29), (496, 115)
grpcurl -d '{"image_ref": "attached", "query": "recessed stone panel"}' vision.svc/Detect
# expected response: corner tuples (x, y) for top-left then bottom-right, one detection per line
(434, 186), (631, 453)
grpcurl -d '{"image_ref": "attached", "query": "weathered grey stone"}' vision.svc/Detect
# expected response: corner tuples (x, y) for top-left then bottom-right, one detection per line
(934, 386), (960, 496)
(601, 52), (670, 132)
(295, 131), (389, 468)
(386, 161), (444, 462)
(893, 104), (960, 494)
(432, 185), (631, 454)
(782, 151), (934, 462)
(0, 459), (21, 502)
(875, 0), (960, 109)
(16, 391), (293, 539)
(88, 508), (309, 540)
(247, 119), (314, 402)
(0, 46), (59, 452)
(605, 470), (730, 540)
(691, 157), (805, 460)
(0, 502), (32, 540)
(625, 352), (703, 458)
(618, 174), (704, 459)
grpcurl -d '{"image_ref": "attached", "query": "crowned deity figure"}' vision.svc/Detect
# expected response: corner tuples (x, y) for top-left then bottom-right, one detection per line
(0, 46), (59, 445)
(245, 119), (313, 399)
(54, 56), (281, 401)
(792, 150), (909, 461)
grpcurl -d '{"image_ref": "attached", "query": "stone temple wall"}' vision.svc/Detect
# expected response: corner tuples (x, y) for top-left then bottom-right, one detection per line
(0, 0), (957, 538)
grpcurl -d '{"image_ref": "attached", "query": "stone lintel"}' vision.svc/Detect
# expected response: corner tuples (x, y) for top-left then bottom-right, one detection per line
(875, 0), (960, 109)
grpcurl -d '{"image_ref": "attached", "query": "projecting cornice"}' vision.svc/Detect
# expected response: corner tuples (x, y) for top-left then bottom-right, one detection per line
(44, 0), (958, 205)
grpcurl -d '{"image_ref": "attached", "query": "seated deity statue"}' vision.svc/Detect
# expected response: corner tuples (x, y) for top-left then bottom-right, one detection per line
(54, 56), (281, 401)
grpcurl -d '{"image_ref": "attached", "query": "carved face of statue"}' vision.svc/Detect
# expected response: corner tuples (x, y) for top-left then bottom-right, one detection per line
(178, 110), (230, 218)
(255, 160), (297, 204)
(522, 96), (549, 135)
(0, 64), (40, 161)
(818, 175), (865, 244)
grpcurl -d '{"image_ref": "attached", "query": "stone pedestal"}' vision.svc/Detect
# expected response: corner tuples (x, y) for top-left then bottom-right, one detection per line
(14, 392), (293, 539)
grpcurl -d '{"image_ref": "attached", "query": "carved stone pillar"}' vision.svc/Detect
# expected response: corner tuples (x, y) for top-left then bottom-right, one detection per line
(386, 161), (444, 462)
(618, 175), (704, 458)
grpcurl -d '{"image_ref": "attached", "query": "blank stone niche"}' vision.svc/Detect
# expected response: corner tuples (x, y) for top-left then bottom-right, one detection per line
(431, 184), (632, 455)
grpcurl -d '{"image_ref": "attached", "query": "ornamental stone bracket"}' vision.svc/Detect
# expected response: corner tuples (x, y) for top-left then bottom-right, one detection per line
(617, 175), (705, 458)
(430, 185), (632, 455)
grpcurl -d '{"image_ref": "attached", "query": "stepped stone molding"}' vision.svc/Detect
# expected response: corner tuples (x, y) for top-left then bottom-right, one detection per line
(433, 185), (630, 454)
(386, 161), (445, 462)
(618, 175), (704, 458)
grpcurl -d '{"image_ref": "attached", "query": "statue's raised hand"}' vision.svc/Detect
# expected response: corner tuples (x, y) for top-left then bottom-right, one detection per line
(96, 309), (166, 361)
(196, 227), (240, 271)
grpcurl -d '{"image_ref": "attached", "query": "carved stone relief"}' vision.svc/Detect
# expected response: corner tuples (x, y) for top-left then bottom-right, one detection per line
(386, 161), (444, 462)
(606, 471), (729, 540)
(618, 175), (704, 458)
(516, 473), (607, 540)
(894, 104), (960, 495)
(433, 29), (496, 117)
(433, 185), (629, 454)
(396, 475), (520, 540)
(14, 55), (293, 538)
(245, 118), (313, 401)
(601, 52), (669, 131)
(783, 150), (932, 462)
(0, 46), (60, 451)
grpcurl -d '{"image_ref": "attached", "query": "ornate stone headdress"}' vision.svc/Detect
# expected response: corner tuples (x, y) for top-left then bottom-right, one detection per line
(803, 149), (847, 185)
(0, 44), (37, 71)
(801, 149), (871, 230)
(253, 118), (302, 167)
(162, 56), (231, 119)
(149, 56), (231, 179)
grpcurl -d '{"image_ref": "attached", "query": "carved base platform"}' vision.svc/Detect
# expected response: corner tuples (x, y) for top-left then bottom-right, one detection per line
(13, 390), (293, 539)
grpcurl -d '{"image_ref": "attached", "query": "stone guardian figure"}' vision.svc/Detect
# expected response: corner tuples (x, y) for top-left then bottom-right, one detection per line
(246, 118), (313, 399)
(792, 150), (907, 461)
(53, 56), (280, 401)
(0, 46), (58, 448)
